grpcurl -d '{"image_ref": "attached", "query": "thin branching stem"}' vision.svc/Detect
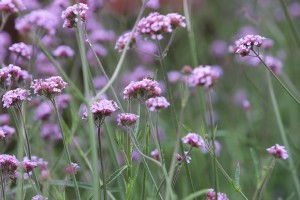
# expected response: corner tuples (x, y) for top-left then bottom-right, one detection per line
(97, 125), (107, 200)
(51, 99), (81, 200)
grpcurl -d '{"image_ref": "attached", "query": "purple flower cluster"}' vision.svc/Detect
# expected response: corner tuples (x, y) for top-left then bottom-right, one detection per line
(145, 96), (170, 111)
(61, 3), (88, 28)
(15, 10), (58, 35)
(0, 64), (31, 86)
(115, 32), (137, 52)
(234, 35), (266, 56)
(266, 144), (288, 160)
(22, 159), (37, 173)
(52, 45), (74, 58)
(9, 42), (31, 60)
(2, 88), (31, 108)
(84, 99), (119, 125)
(117, 113), (139, 126)
(176, 151), (192, 164)
(0, 0), (26, 14)
(189, 65), (222, 89)
(182, 133), (205, 148)
(0, 154), (19, 180)
(123, 78), (162, 100)
(206, 188), (229, 200)
(151, 149), (159, 161)
(31, 76), (67, 98)
(64, 162), (80, 175)
(136, 12), (186, 40)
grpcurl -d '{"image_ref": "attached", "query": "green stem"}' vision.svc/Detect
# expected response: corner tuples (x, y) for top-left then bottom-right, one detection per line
(92, 1), (147, 102)
(97, 125), (107, 200)
(265, 70), (300, 198)
(207, 90), (218, 199)
(252, 50), (300, 106)
(52, 99), (81, 200)
(278, 0), (300, 52)
(258, 159), (276, 200)
(17, 106), (41, 195)
(1, 170), (6, 200)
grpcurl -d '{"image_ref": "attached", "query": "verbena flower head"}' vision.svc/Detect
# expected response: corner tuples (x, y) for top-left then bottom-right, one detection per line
(115, 31), (137, 52)
(84, 99), (119, 125)
(52, 45), (74, 58)
(0, 0), (26, 14)
(266, 144), (288, 160)
(206, 189), (229, 200)
(176, 151), (191, 163)
(264, 55), (283, 75)
(234, 34), (266, 56)
(151, 149), (159, 160)
(182, 133), (205, 148)
(0, 154), (19, 177)
(9, 42), (31, 60)
(189, 65), (221, 89)
(61, 3), (88, 28)
(2, 88), (31, 108)
(201, 140), (222, 156)
(117, 113), (139, 126)
(123, 77), (162, 100)
(0, 64), (26, 84)
(31, 76), (67, 98)
(22, 158), (37, 172)
(15, 10), (58, 35)
(64, 162), (80, 175)
(145, 96), (170, 111)
(137, 12), (185, 40)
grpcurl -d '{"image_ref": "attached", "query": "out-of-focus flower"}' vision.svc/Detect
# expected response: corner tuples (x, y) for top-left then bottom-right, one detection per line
(176, 151), (191, 163)
(136, 40), (157, 64)
(234, 90), (251, 111)
(151, 149), (159, 160)
(2, 88), (31, 108)
(15, 10), (58, 35)
(52, 45), (74, 58)
(61, 3), (88, 28)
(35, 102), (52, 120)
(189, 65), (222, 89)
(210, 40), (227, 58)
(93, 76), (107, 90)
(1, 125), (16, 137)
(31, 194), (48, 200)
(22, 159), (37, 173)
(9, 42), (31, 60)
(31, 76), (67, 98)
(200, 140), (222, 156)
(0, 0), (26, 14)
(64, 162), (80, 175)
(0, 129), (6, 140)
(123, 77), (162, 100)
(206, 188), (229, 200)
(0, 114), (10, 125)
(117, 113), (139, 126)
(167, 71), (181, 83)
(146, 0), (160, 9)
(0, 154), (19, 180)
(261, 39), (273, 50)
(182, 133), (205, 148)
(267, 144), (288, 160)
(264, 55), (283, 75)
(145, 96), (170, 111)
(121, 66), (154, 86)
(40, 122), (61, 140)
(115, 31), (137, 52)
(89, 29), (116, 43)
(56, 93), (71, 110)
(288, 2), (300, 18)
(0, 64), (31, 88)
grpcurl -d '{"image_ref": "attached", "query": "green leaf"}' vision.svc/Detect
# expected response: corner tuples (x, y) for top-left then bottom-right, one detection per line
(60, 119), (71, 144)
(235, 162), (241, 190)
(101, 165), (128, 189)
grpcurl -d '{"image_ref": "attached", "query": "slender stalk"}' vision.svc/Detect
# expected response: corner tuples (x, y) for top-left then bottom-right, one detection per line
(252, 159), (275, 200)
(278, 0), (300, 52)
(92, 1), (147, 102)
(265, 70), (300, 198)
(51, 99), (81, 200)
(207, 90), (218, 199)
(172, 147), (192, 187)
(141, 124), (150, 200)
(0, 170), (6, 200)
(16, 106), (41, 195)
(97, 125), (107, 200)
(252, 50), (300, 106)
(258, 160), (276, 200)
(0, 13), (8, 32)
